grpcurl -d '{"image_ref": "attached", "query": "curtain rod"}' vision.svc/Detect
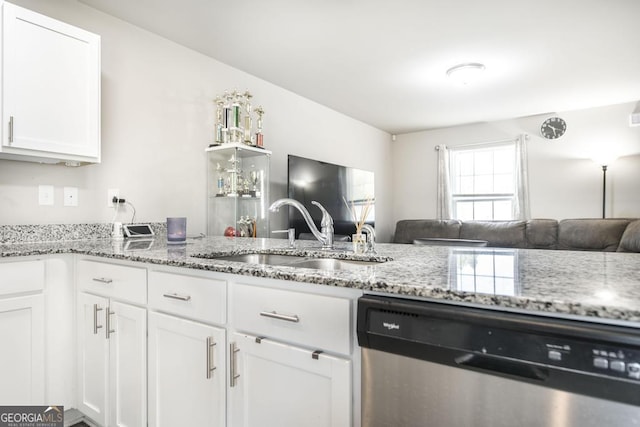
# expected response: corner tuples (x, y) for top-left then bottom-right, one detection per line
(434, 134), (528, 151)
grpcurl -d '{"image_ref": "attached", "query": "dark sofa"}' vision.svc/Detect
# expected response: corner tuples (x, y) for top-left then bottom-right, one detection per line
(393, 219), (640, 252)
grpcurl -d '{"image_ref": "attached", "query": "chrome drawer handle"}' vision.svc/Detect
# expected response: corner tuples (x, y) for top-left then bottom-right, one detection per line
(230, 342), (240, 387)
(163, 293), (191, 302)
(8, 116), (14, 143)
(106, 307), (116, 339)
(259, 311), (300, 323)
(92, 277), (113, 284)
(206, 337), (216, 379)
(93, 304), (103, 335)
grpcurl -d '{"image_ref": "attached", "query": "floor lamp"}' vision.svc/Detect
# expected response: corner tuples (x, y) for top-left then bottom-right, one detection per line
(594, 156), (617, 219)
(601, 164), (607, 219)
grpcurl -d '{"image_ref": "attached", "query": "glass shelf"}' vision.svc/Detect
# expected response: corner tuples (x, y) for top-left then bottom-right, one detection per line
(206, 143), (271, 237)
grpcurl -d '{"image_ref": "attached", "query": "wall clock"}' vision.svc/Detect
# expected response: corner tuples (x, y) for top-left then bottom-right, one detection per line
(540, 117), (567, 140)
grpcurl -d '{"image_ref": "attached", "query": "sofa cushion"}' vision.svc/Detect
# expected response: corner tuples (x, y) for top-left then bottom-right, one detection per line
(393, 220), (462, 244)
(526, 219), (558, 249)
(460, 221), (527, 248)
(617, 220), (640, 252)
(557, 219), (631, 251)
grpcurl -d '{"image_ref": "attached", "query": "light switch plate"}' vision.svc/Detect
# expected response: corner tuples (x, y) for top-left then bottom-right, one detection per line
(64, 187), (78, 206)
(38, 185), (54, 206)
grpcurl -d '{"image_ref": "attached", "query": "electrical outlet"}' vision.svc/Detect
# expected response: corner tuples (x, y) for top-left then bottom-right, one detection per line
(38, 185), (54, 206)
(64, 187), (78, 207)
(107, 188), (120, 207)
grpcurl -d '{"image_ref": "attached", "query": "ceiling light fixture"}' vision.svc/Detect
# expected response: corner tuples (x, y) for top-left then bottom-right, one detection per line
(446, 62), (486, 85)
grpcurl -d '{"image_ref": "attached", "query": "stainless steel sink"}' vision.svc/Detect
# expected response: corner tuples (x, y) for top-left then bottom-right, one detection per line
(207, 253), (383, 271)
(291, 258), (379, 271)
(212, 253), (304, 266)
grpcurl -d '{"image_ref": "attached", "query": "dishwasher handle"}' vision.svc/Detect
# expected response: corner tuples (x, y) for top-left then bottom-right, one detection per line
(455, 353), (549, 382)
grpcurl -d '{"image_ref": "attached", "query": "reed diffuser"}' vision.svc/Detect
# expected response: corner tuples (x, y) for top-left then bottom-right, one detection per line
(343, 196), (374, 253)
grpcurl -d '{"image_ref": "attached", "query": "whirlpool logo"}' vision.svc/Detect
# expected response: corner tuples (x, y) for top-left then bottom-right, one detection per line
(382, 322), (400, 331)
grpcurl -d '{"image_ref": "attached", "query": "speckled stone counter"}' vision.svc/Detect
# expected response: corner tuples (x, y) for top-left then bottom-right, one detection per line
(2, 234), (640, 324)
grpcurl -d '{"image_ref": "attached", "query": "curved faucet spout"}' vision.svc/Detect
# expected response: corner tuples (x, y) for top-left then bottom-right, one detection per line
(269, 198), (334, 249)
(360, 224), (376, 254)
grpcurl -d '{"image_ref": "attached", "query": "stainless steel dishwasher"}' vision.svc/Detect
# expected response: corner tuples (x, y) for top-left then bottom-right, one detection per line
(357, 295), (640, 427)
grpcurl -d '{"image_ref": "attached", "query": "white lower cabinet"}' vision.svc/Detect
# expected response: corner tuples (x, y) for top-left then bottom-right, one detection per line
(77, 292), (146, 427)
(72, 258), (359, 427)
(0, 294), (45, 404)
(0, 259), (45, 404)
(229, 332), (352, 427)
(148, 311), (226, 426)
(229, 281), (357, 426)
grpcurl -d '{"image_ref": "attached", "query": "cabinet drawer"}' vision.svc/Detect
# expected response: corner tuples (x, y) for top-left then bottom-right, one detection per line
(148, 271), (226, 325)
(0, 259), (45, 296)
(77, 259), (146, 304)
(232, 283), (352, 356)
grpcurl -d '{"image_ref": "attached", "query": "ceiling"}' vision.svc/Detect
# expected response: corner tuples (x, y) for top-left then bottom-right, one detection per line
(78, 0), (640, 135)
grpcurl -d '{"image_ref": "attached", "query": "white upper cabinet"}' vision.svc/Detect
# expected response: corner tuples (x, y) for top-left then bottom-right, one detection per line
(0, 2), (100, 164)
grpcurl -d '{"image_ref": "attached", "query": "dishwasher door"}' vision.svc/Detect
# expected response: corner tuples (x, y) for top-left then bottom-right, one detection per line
(362, 348), (640, 427)
(358, 295), (640, 427)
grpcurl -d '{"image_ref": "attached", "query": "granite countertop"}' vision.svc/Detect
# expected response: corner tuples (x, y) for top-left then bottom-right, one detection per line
(2, 234), (640, 324)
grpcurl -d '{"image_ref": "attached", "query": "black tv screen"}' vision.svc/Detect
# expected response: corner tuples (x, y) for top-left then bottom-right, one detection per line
(287, 155), (375, 239)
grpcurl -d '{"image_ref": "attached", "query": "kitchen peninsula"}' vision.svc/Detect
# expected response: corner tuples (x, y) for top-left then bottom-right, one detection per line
(2, 234), (640, 321)
(1, 232), (640, 426)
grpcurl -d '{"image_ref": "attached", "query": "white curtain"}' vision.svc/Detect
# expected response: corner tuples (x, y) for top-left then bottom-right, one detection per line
(436, 144), (451, 220)
(512, 134), (531, 220)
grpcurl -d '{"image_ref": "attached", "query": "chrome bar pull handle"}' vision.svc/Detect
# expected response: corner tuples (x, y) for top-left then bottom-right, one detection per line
(230, 342), (240, 387)
(206, 337), (216, 379)
(163, 293), (191, 302)
(92, 277), (113, 284)
(259, 310), (300, 323)
(8, 116), (14, 143)
(106, 307), (115, 339)
(93, 304), (103, 334)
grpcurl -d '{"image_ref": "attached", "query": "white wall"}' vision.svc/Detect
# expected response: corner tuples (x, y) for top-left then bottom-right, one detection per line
(392, 102), (640, 225)
(0, 0), (394, 241)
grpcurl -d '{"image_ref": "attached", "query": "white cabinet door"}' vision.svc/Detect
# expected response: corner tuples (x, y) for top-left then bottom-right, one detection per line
(77, 294), (145, 427)
(77, 293), (109, 426)
(229, 332), (352, 427)
(109, 301), (147, 427)
(148, 311), (226, 427)
(0, 294), (44, 404)
(1, 2), (100, 163)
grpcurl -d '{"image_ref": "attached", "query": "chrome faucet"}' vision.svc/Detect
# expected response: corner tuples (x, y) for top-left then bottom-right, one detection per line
(360, 224), (377, 254)
(269, 198), (334, 250)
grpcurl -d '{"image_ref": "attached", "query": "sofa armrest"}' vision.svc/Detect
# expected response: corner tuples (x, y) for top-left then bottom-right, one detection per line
(558, 219), (631, 251)
(617, 220), (640, 252)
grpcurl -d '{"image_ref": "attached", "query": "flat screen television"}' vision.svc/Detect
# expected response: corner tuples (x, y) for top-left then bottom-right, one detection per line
(287, 155), (375, 239)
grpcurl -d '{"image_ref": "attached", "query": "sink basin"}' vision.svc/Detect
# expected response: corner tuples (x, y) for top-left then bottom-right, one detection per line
(291, 258), (379, 271)
(212, 253), (304, 266)
(206, 253), (383, 271)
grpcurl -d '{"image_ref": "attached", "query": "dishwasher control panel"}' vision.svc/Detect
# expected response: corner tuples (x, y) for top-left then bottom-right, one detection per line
(539, 337), (640, 381)
(358, 295), (640, 383)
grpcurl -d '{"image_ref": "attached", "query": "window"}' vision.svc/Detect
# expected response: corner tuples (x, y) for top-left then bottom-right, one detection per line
(449, 143), (516, 220)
